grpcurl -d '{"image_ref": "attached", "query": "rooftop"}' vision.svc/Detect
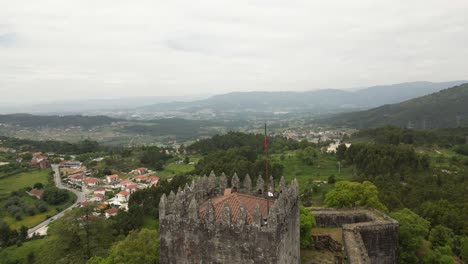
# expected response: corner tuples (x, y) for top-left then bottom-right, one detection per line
(199, 189), (271, 224)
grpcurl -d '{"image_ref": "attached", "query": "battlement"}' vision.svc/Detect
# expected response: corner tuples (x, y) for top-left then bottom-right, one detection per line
(159, 172), (298, 229)
(159, 172), (300, 264)
(311, 208), (399, 264)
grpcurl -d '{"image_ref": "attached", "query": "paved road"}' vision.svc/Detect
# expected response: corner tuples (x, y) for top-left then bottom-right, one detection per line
(28, 165), (87, 237)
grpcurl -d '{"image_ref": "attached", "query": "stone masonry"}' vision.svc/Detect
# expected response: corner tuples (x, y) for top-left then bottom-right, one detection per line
(159, 172), (300, 264)
(311, 208), (399, 264)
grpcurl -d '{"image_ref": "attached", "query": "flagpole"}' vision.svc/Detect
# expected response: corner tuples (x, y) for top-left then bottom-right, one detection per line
(264, 122), (269, 215)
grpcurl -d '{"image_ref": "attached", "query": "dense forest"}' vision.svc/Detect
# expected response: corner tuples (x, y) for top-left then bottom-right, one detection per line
(0, 136), (102, 154)
(352, 126), (468, 147)
(325, 83), (468, 129)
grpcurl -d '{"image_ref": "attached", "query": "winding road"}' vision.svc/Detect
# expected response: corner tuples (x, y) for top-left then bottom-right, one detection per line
(27, 164), (87, 237)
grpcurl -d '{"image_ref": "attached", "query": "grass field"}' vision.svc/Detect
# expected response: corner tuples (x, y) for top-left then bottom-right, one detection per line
(271, 151), (355, 206)
(273, 151), (354, 189)
(0, 237), (49, 263)
(0, 169), (51, 199)
(158, 155), (200, 178)
(2, 192), (76, 230)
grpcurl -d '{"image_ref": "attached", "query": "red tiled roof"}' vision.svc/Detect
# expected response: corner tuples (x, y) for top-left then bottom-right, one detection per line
(117, 191), (129, 196)
(69, 174), (84, 180)
(199, 191), (270, 224)
(84, 178), (100, 183)
(147, 176), (159, 182)
(80, 201), (92, 207)
(126, 185), (137, 189)
(106, 174), (119, 179)
(94, 193), (104, 198)
(121, 179), (134, 185)
(135, 175), (148, 179)
(30, 188), (43, 198)
(94, 187), (106, 191)
(97, 203), (108, 210)
(105, 207), (119, 215)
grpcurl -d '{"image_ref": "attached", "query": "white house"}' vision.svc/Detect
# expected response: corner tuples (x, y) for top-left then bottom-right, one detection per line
(116, 191), (130, 202)
(93, 187), (106, 196)
(105, 174), (120, 184)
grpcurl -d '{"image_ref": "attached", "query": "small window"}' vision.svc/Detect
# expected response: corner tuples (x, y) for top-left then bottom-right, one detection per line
(258, 189), (262, 194)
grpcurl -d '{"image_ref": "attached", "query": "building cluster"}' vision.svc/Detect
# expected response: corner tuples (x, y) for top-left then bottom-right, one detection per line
(62, 166), (159, 216)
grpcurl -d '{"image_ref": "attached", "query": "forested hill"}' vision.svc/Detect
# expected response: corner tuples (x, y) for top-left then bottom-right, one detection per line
(138, 81), (466, 113)
(0, 114), (120, 128)
(323, 83), (468, 129)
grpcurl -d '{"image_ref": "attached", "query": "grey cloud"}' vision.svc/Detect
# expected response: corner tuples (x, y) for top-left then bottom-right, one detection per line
(0, 0), (467, 102)
(0, 33), (17, 46)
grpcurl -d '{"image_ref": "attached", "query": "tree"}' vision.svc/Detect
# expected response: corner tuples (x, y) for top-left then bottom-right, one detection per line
(325, 181), (387, 211)
(33, 182), (44, 189)
(35, 200), (48, 212)
(327, 175), (336, 184)
(296, 147), (317, 165)
(429, 225), (455, 249)
(19, 225), (28, 241)
(300, 206), (316, 249)
(390, 208), (431, 264)
(460, 237), (468, 262)
(42, 187), (69, 205)
(336, 143), (347, 161)
(87, 228), (159, 264)
(40, 207), (115, 264)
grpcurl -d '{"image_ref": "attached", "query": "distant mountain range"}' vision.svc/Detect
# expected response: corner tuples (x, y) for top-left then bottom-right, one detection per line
(137, 81), (467, 115)
(322, 83), (468, 129)
(0, 114), (120, 128)
(0, 81), (466, 121)
(0, 95), (209, 115)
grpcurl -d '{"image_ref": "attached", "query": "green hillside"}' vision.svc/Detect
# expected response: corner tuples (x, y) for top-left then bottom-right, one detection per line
(325, 83), (468, 129)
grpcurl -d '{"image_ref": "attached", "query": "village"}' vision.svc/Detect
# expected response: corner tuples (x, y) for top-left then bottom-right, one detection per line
(24, 153), (163, 222)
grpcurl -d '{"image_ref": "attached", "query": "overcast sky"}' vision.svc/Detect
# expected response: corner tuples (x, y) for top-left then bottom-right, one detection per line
(1, 0), (467, 103)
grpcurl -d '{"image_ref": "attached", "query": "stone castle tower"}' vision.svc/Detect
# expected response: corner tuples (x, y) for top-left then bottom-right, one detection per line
(159, 172), (300, 264)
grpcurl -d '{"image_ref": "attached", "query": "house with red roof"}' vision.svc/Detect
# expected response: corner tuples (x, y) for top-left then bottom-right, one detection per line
(105, 207), (119, 218)
(84, 177), (100, 187)
(132, 167), (148, 175)
(120, 179), (135, 188)
(28, 188), (43, 199)
(80, 201), (92, 207)
(116, 191), (130, 202)
(125, 184), (138, 194)
(90, 193), (104, 202)
(105, 174), (120, 184)
(97, 202), (108, 210)
(147, 176), (160, 186)
(93, 187), (106, 196)
(69, 173), (84, 183)
(134, 174), (148, 182)
(30, 157), (50, 169)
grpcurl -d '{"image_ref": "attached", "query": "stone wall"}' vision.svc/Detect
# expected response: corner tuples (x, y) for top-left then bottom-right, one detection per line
(311, 208), (399, 264)
(159, 173), (300, 264)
